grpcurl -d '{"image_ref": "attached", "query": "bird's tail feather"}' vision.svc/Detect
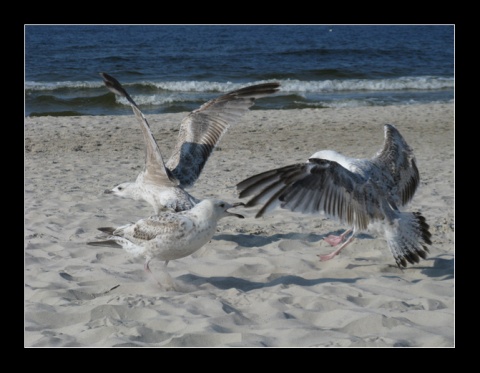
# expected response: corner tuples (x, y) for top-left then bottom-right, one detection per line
(385, 211), (432, 268)
(87, 235), (145, 257)
(87, 239), (123, 249)
(97, 227), (116, 235)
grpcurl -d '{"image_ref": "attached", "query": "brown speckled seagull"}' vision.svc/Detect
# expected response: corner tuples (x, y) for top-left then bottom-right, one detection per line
(236, 124), (432, 268)
(88, 198), (244, 274)
(100, 72), (280, 214)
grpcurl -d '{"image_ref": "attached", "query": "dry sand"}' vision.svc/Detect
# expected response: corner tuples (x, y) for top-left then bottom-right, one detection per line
(24, 103), (454, 347)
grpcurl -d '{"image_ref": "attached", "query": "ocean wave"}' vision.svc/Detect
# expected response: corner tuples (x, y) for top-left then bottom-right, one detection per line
(25, 76), (454, 93)
(279, 76), (454, 92)
(25, 80), (102, 91)
(25, 76), (454, 116)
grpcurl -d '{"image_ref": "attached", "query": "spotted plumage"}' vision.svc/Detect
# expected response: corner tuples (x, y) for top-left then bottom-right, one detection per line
(88, 199), (244, 271)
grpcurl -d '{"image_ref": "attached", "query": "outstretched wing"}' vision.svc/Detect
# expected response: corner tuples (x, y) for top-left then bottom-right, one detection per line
(237, 158), (387, 230)
(372, 124), (419, 206)
(100, 72), (177, 187)
(166, 82), (280, 188)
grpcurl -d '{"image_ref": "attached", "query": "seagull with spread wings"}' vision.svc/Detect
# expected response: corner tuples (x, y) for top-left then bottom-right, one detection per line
(100, 72), (280, 214)
(236, 124), (432, 268)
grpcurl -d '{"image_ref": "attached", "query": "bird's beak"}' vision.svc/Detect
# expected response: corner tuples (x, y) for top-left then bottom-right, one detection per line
(227, 202), (245, 219)
(104, 189), (113, 194)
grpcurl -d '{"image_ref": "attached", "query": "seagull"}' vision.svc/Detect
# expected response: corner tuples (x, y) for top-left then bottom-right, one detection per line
(236, 124), (432, 268)
(100, 72), (280, 214)
(87, 199), (244, 274)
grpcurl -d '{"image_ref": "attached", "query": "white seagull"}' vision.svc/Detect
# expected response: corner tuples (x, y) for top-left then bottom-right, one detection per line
(100, 72), (280, 214)
(236, 124), (432, 268)
(88, 199), (244, 273)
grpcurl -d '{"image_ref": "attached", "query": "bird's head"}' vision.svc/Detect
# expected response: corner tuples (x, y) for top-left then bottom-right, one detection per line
(104, 182), (136, 198)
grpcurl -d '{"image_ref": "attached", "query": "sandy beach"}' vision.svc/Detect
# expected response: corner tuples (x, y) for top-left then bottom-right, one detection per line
(24, 103), (454, 347)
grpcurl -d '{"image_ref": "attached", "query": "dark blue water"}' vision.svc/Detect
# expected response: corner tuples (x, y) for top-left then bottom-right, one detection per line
(25, 25), (454, 117)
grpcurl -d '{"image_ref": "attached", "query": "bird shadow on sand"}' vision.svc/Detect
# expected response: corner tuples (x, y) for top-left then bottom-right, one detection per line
(213, 231), (374, 248)
(176, 273), (362, 292)
(344, 255), (454, 279)
(419, 256), (454, 279)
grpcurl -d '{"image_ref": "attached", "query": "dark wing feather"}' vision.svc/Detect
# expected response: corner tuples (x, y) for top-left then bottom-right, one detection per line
(237, 158), (386, 230)
(373, 124), (419, 205)
(97, 227), (116, 235)
(166, 83), (280, 188)
(238, 164), (310, 217)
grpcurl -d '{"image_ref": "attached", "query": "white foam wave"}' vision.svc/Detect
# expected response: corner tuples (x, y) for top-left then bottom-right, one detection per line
(25, 76), (454, 93)
(279, 76), (454, 92)
(25, 80), (103, 90)
(114, 94), (183, 106)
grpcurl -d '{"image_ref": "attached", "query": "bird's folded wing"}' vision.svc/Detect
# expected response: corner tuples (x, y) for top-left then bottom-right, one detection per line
(119, 214), (195, 241)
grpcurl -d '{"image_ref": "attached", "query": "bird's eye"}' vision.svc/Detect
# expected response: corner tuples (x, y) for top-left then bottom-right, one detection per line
(220, 203), (225, 208)
(118, 187), (123, 191)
